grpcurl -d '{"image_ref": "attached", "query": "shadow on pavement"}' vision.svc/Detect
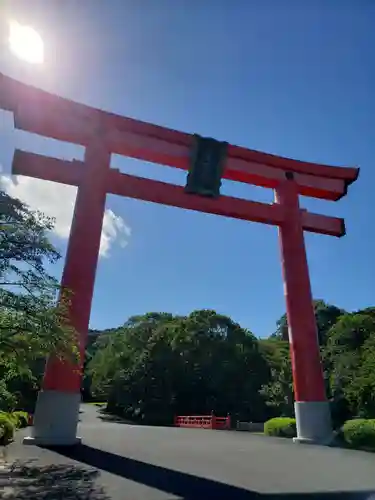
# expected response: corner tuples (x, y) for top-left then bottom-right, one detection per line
(1, 459), (109, 499)
(51, 444), (375, 500)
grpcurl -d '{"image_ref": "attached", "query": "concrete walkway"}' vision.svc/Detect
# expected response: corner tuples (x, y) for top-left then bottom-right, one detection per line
(1, 404), (375, 499)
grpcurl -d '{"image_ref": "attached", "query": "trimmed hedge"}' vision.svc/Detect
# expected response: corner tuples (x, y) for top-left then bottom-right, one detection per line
(0, 413), (15, 446)
(0, 410), (30, 446)
(264, 417), (296, 438)
(4, 412), (18, 428)
(12, 411), (29, 429)
(342, 419), (375, 450)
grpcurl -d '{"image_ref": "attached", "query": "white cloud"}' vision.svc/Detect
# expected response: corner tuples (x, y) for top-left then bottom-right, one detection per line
(1, 174), (131, 257)
(101, 208), (131, 257)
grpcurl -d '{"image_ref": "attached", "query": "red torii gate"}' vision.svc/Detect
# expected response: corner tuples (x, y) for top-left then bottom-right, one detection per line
(0, 73), (359, 446)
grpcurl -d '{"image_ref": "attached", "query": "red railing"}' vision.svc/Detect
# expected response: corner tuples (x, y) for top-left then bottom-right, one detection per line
(174, 414), (231, 430)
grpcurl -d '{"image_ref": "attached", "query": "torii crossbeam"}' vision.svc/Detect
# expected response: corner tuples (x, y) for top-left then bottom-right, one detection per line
(0, 73), (359, 446)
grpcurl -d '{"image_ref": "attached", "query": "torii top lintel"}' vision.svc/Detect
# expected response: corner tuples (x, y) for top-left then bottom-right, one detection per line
(0, 72), (358, 202)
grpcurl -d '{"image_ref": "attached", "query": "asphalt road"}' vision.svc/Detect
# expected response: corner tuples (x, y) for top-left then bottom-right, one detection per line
(2, 404), (375, 499)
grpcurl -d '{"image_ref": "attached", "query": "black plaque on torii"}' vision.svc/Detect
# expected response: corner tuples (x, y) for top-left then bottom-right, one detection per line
(185, 134), (228, 198)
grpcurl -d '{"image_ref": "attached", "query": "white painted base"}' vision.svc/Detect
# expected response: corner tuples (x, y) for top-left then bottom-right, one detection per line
(23, 390), (81, 446)
(23, 435), (82, 446)
(293, 401), (333, 445)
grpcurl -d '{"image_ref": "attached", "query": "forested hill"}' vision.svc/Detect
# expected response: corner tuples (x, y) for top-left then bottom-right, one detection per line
(84, 303), (375, 426)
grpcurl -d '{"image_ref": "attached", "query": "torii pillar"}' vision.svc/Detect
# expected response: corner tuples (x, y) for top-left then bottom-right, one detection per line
(25, 141), (111, 445)
(276, 175), (331, 443)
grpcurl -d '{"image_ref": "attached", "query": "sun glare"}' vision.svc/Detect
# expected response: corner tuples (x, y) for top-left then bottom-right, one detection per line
(8, 20), (44, 64)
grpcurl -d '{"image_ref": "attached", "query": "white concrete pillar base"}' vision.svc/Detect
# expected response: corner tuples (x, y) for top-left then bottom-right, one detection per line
(293, 401), (333, 445)
(23, 390), (81, 447)
(23, 435), (82, 446)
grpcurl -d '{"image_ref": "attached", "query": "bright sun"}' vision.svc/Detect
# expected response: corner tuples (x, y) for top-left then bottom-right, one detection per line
(8, 20), (44, 64)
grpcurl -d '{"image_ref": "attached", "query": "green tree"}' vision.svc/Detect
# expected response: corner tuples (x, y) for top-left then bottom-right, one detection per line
(272, 300), (345, 345)
(348, 333), (375, 418)
(86, 302), (375, 424)
(259, 339), (294, 417)
(87, 310), (270, 425)
(0, 190), (78, 410)
(324, 311), (375, 418)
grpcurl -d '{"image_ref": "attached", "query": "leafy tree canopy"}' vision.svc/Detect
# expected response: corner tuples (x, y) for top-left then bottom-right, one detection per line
(272, 299), (345, 345)
(87, 310), (271, 424)
(0, 190), (78, 410)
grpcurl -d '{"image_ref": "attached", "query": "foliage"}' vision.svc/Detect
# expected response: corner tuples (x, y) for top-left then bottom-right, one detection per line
(11, 410), (29, 428)
(329, 395), (352, 430)
(87, 310), (271, 425)
(258, 339), (293, 417)
(0, 412), (15, 445)
(84, 301), (375, 426)
(324, 312), (375, 419)
(262, 305), (375, 423)
(264, 417), (296, 438)
(0, 191), (78, 411)
(3, 411), (18, 428)
(342, 419), (375, 450)
(272, 300), (344, 345)
(0, 379), (17, 411)
(0, 410), (28, 446)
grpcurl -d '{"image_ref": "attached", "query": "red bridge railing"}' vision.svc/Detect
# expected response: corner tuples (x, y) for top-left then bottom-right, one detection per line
(174, 414), (231, 430)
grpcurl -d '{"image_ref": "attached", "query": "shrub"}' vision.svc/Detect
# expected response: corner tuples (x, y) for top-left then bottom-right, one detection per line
(12, 411), (29, 429)
(264, 417), (297, 438)
(342, 419), (375, 450)
(329, 397), (352, 430)
(0, 411), (12, 422)
(4, 412), (18, 427)
(0, 413), (15, 446)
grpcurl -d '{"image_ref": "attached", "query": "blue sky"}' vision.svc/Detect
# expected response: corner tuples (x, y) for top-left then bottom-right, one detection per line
(1, 0), (374, 337)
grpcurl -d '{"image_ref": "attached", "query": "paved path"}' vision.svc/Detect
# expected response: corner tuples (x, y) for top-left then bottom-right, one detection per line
(1, 404), (375, 499)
